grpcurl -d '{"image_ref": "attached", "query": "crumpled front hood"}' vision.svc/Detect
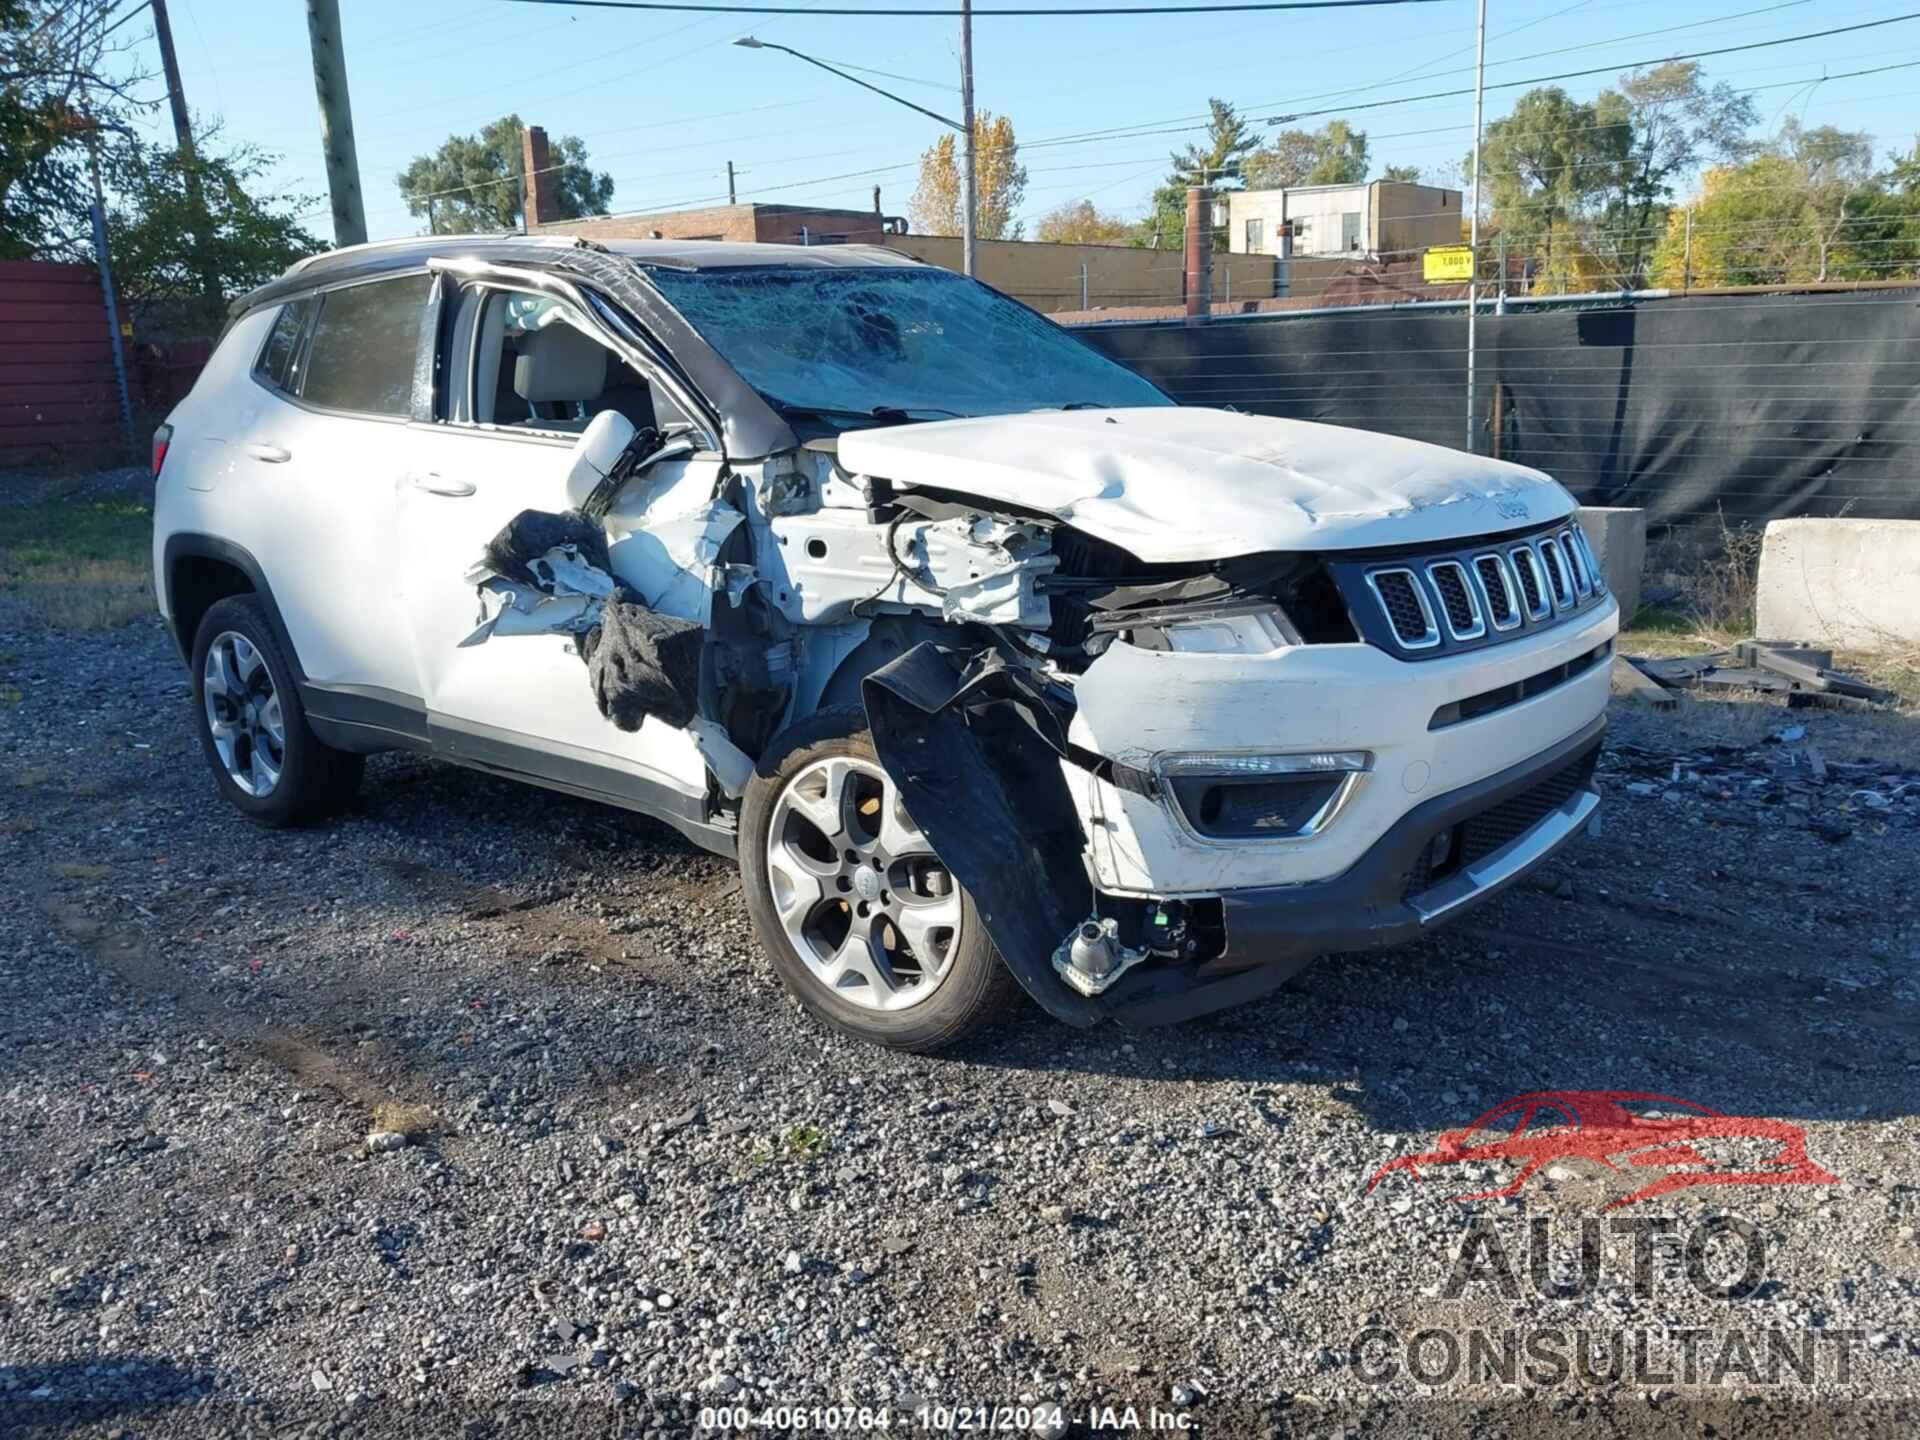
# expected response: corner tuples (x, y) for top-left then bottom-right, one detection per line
(836, 407), (1574, 562)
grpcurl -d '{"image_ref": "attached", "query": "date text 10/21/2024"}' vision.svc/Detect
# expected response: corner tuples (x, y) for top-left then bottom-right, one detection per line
(698, 1403), (1197, 1432)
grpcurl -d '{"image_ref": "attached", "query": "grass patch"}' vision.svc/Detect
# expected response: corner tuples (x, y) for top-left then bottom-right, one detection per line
(0, 498), (153, 630)
(1837, 647), (1920, 711)
(751, 1123), (829, 1164)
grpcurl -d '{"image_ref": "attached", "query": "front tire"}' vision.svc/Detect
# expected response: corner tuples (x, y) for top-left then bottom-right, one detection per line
(740, 707), (1016, 1052)
(191, 595), (363, 827)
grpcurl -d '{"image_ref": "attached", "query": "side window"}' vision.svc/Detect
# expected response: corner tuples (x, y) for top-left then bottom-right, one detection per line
(298, 273), (432, 416)
(254, 296), (317, 395)
(463, 287), (689, 436)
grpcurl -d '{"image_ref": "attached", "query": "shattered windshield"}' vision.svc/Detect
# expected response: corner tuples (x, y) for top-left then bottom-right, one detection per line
(638, 264), (1171, 425)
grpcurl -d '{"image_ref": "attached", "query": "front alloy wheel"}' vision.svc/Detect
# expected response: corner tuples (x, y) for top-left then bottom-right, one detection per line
(765, 755), (963, 1012)
(740, 708), (1016, 1051)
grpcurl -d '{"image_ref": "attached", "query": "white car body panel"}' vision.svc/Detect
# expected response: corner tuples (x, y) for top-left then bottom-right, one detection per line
(1065, 600), (1618, 895)
(155, 307), (419, 701)
(836, 408), (1573, 561)
(399, 423), (711, 798)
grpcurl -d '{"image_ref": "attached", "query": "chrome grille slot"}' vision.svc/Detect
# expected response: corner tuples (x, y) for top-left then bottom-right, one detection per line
(1366, 568), (1439, 649)
(1509, 545), (1549, 619)
(1571, 526), (1605, 593)
(1559, 530), (1592, 597)
(1538, 538), (1574, 608)
(1473, 553), (1520, 630)
(1426, 560), (1485, 640)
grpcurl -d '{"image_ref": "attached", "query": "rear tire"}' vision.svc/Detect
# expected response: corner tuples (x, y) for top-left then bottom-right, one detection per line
(190, 595), (363, 828)
(740, 707), (1016, 1052)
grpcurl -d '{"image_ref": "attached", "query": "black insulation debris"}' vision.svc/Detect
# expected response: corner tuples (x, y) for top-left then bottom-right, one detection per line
(482, 509), (611, 589)
(582, 590), (703, 731)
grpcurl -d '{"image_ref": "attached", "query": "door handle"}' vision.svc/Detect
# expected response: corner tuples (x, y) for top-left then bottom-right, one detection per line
(411, 472), (475, 497)
(246, 443), (291, 464)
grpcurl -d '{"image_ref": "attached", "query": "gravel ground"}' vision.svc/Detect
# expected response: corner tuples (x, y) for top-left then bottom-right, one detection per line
(1, 616), (1916, 1438)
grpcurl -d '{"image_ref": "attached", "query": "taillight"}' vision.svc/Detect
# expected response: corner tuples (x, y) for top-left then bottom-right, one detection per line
(151, 423), (173, 478)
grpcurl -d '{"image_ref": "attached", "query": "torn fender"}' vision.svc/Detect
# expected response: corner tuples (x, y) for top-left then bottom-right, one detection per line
(862, 643), (1096, 1026)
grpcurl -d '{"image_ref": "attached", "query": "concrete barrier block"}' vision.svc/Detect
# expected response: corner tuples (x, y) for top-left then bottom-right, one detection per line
(1755, 518), (1920, 651)
(1576, 507), (1646, 623)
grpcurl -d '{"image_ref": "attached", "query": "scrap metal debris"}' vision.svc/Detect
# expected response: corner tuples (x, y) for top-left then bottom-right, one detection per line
(1601, 728), (1920, 842)
(1627, 640), (1897, 712)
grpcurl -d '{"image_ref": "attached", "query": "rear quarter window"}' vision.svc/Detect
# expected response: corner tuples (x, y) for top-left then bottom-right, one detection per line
(297, 273), (432, 416)
(254, 296), (317, 394)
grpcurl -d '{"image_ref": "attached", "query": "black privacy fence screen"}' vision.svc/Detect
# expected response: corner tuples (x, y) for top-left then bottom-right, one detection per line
(1073, 287), (1920, 542)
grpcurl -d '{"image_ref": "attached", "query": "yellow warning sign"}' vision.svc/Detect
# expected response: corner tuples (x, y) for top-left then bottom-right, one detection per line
(1423, 246), (1474, 282)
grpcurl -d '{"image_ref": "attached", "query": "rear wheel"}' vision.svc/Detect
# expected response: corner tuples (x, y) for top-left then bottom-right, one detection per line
(191, 595), (363, 827)
(740, 708), (1016, 1051)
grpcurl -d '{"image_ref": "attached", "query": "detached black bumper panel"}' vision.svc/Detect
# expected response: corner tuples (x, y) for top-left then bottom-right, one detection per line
(1103, 714), (1606, 1027)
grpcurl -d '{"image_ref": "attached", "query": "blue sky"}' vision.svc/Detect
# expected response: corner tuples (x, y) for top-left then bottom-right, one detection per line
(110, 0), (1920, 242)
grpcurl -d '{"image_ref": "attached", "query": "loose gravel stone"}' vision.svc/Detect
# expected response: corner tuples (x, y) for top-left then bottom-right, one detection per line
(0, 588), (1915, 1430)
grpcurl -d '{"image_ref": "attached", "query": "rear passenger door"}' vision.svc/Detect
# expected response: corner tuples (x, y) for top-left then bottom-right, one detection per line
(245, 272), (435, 724)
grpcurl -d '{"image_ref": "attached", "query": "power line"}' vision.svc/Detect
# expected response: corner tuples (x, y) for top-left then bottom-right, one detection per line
(1261, 10), (1920, 124)
(1253, 0), (1813, 119)
(993, 10), (1920, 154)
(495, 0), (1459, 14)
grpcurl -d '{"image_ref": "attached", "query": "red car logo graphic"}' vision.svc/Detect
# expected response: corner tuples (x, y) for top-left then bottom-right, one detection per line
(1367, 1090), (1839, 1209)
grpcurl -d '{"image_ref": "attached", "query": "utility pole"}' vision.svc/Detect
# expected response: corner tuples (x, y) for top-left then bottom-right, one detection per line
(959, 0), (977, 277)
(149, 0), (195, 158)
(306, 0), (367, 248)
(149, 0), (224, 315)
(1464, 0), (1486, 454)
(727, 161), (737, 205)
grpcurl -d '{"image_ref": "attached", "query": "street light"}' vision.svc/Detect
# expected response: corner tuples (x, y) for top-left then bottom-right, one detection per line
(733, 18), (977, 278)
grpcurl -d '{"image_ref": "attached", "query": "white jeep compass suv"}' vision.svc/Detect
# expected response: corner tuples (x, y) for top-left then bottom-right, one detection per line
(153, 235), (1616, 1051)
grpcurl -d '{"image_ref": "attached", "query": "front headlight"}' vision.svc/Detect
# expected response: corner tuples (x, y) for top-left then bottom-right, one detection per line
(1127, 603), (1302, 654)
(1158, 751), (1371, 840)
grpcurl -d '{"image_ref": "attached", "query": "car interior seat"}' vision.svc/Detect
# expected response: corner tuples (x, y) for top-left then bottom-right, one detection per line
(512, 321), (608, 431)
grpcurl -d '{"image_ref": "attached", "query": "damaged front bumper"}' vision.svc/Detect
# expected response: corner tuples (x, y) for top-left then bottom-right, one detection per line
(1093, 713), (1604, 1026)
(865, 600), (1616, 1029)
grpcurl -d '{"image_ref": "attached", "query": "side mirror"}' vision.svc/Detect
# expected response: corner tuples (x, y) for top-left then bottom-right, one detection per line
(565, 410), (638, 511)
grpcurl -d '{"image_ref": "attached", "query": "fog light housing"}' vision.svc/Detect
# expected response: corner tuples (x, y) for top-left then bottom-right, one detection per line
(1160, 751), (1370, 840)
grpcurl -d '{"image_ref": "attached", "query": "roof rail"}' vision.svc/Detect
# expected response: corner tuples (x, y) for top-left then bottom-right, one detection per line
(285, 230), (526, 276)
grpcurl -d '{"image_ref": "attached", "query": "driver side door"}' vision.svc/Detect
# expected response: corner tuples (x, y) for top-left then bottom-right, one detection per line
(397, 275), (720, 816)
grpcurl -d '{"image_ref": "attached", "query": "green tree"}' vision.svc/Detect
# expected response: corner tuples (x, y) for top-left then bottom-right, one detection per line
(1244, 120), (1372, 189)
(1, 0), (135, 259)
(1473, 86), (1625, 290)
(1137, 98), (1259, 248)
(101, 135), (323, 330)
(909, 112), (1028, 239)
(1035, 198), (1130, 244)
(1589, 62), (1758, 285)
(1648, 128), (1920, 288)
(397, 114), (613, 234)
(1381, 163), (1424, 184)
